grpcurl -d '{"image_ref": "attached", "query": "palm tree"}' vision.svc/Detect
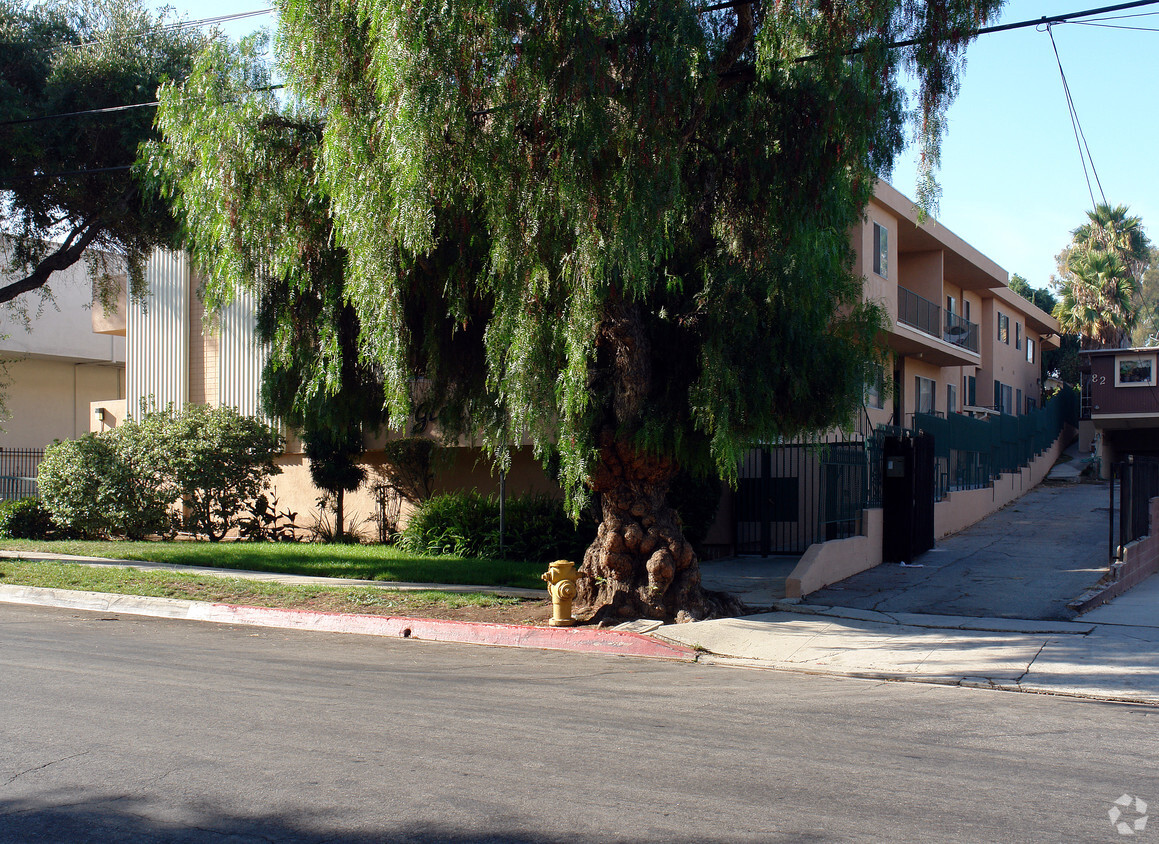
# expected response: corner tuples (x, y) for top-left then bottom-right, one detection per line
(1053, 203), (1151, 348)
(1053, 250), (1139, 349)
(1070, 203), (1151, 282)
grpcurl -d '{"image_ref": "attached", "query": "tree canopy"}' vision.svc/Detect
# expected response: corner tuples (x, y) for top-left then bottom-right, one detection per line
(149, 0), (1003, 621)
(0, 0), (204, 305)
(1052, 204), (1151, 350)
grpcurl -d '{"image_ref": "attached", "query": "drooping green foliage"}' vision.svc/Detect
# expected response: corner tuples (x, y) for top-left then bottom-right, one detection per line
(149, 1), (1002, 526)
(0, 0), (205, 304)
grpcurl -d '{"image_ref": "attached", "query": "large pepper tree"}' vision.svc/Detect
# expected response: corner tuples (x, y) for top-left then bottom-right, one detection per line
(148, 0), (1002, 623)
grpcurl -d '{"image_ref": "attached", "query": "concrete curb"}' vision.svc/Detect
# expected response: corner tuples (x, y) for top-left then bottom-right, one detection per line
(0, 584), (696, 662)
(696, 654), (1159, 706)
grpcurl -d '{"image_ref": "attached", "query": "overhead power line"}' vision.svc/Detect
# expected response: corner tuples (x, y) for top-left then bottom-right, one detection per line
(0, 84), (285, 128)
(3, 0), (1157, 149)
(790, 0), (1159, 62)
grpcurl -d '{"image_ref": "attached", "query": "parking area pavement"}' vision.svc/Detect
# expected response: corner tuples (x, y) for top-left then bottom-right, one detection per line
(804, 480), (1111, 620)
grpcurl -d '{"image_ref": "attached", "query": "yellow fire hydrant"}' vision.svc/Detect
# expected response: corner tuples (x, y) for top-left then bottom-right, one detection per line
(542, 560), (578, 627)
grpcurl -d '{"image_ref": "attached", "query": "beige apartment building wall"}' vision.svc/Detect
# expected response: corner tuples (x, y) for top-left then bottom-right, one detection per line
(0, 358), (124, 449)
(859, 198), (898, 313)
(897, 249), (942, 304)
(978, 293), (1049, 414)
(266, 444), (558, 540)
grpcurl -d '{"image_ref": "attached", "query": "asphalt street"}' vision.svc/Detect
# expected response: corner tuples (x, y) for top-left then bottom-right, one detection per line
(3, 603), (1157, 843)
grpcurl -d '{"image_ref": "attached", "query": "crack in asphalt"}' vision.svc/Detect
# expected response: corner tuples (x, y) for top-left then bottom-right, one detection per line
(2, 750), (90, 789)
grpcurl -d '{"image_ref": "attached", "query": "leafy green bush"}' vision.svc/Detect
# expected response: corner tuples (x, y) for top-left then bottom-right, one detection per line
(38, 405), (282, 541)
(39, 434), (130, 539)
(399, 491), (594, 563)
(0, 497), (55, 539)
(155, 404), (283, 541)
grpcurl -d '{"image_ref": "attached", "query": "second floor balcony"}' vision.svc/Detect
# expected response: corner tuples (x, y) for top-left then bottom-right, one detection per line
(897, 286), (979, 354)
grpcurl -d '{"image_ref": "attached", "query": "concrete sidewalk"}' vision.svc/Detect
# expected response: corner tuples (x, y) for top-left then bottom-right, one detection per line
(654, 584), (1159, 704)
(3, 550), (1157, 704)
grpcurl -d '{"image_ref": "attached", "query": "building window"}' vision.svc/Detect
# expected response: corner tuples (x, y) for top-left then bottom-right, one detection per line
(1026, 337), (1035, 364)
(994, 381), (1014, 415)
(946, 295), (957, 316)
(1016, 388), (1022, 416)
(998, 312), (1009, 344)
(1027, 396), (1037, 414)
(963, 374), (976, 407)
(873, 222), (888, 278)
(947, 383), (957, 416)
(915, 376), (935, 415)
(964, 300), (971, 322)
(1116, 354), (1157, 387)
(864, 364), (885, 409)
(1015, 322), (1021, 350)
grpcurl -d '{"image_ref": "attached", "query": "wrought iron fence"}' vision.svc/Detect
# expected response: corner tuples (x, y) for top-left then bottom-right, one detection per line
(0, 448), (43, 500)
(733, 390), (1077, 556)
(1114, 455), (1159, 556)
(735, 414), (877, 556)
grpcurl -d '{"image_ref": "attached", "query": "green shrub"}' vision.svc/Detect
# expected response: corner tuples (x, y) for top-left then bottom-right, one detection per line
(37, 404), (282, 541)
(155, 404), (283, 541)
(38, 431), (173, 540)
(39, 434), (127, 538)
(0, 497), (55, 539)
(399, 491), (594, 563)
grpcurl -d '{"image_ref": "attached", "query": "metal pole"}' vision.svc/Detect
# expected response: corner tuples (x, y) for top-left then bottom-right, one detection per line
(499, 469), (506, 557)
(1110, 461), (1116, 563)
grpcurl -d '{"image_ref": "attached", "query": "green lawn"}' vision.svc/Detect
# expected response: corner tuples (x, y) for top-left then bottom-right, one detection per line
(0, 539), (547, 590)
(0, 559), (539, 618)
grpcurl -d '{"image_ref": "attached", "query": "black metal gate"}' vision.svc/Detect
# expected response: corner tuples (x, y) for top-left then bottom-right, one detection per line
(881, 434), (935, 563)
(0, 448), (42, 500)
(735, 438), (869, 556)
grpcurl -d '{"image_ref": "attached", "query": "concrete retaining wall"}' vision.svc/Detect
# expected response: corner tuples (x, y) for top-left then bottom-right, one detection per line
(1071, 496), (1159, 614)
(786, 428), (1072, 599)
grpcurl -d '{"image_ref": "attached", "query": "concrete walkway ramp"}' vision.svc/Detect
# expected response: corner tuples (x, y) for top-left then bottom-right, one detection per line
(803, 481), (1111, 620)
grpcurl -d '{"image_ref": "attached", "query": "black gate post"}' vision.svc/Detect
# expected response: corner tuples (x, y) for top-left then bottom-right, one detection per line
(1120, 456), (1133, 559)
(759, 448), (771, 558)
(1110, 461), (1118, 562)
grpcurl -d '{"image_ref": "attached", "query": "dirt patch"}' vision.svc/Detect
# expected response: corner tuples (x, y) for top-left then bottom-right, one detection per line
(292, 593), (556, 626)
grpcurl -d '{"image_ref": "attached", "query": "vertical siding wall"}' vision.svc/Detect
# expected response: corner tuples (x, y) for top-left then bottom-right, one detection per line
(217, 285), (267, 419)
(128, 249), (189, 415)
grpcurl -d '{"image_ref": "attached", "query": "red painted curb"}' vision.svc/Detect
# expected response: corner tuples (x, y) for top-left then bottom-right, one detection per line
(198, 603), (697, 661)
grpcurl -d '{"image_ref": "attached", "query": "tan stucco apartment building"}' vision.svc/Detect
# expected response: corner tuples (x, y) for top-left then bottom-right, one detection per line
(858, 181), (1057, 431)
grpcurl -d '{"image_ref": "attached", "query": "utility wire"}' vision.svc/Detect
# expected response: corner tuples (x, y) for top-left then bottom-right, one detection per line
(57, 8), (274, 52)
(5, 0), (1158, 169)
(790, 0), (1159, 61)
(1047, 24), (1107, 208)
(0, 84), (285, 128)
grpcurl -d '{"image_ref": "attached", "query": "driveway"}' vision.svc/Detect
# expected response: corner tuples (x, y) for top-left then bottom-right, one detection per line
(803, 480), (1111, 620)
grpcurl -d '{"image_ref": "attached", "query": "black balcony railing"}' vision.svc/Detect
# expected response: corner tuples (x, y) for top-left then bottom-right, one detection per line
(944, 310), (980, 353)
(897, 286), (979, 354)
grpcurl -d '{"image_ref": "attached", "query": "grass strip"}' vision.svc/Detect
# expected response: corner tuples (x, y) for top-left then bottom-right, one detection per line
(0, 539), (548, 590)
(0, 560), (544, 620)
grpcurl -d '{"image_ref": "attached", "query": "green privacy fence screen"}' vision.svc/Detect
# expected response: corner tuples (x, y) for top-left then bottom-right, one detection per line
(910, 388), (1078, 502)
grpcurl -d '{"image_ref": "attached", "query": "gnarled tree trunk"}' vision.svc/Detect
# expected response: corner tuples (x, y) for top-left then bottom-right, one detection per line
(576, 292), (744, 624)
(576, 433), (743, 624)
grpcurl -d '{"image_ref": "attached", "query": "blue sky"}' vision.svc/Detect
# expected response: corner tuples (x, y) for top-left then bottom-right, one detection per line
(152, 1), (1159, 294)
